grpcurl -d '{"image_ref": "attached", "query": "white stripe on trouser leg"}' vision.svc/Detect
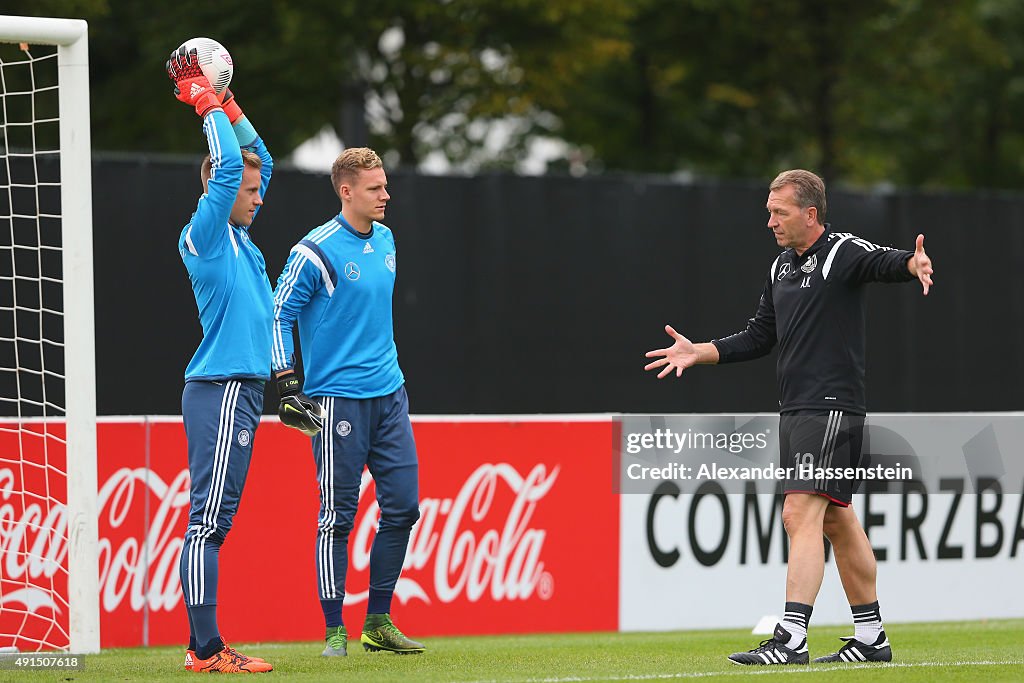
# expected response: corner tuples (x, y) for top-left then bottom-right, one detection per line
(189, 382), (235, 604)
(823, 411), (843, 472)
(325, 396), (335, 599)
(327, 397), (336, 597)
(187, 527), (198, 605)
(324, 397), (334, 598)
(814, 411), (836, 490)
(201, 381), (240, 603)
(318, 398), (338, 599)
(188, 384), (235, 604)
(821, 410), (843, 491)
(317, 397), (328, 597)
(818, 411), (837, 489)
(817, 411), (841, 489)
(207, 381), (240, 528)
(189, 381), (240, 605)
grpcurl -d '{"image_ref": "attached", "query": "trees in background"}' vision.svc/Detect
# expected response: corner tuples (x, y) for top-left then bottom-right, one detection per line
(6, 0), (1024, 187)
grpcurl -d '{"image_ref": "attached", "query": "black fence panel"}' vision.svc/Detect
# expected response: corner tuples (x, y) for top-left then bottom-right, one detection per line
(79, 159), (1024, 415)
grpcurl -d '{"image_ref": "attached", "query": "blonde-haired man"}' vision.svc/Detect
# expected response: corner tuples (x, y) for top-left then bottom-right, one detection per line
(167, 45), (274, 674)
(273, 148), (424, 657)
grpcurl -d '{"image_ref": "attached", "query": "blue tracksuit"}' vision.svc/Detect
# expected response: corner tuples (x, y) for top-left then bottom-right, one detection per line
(180, 114), (273, 381)
(178, 110), (273, 613)
(272, 214), (403, 397)
(273, 213), (418, 618)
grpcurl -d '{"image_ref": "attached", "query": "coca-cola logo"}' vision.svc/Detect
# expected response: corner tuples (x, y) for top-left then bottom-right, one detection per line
(0, 465), (191, 615)
(347, 462), (559, 606)
(0, 466), (69, 615)
(0, 460), (560, 618)
(95, 468), (190, 613)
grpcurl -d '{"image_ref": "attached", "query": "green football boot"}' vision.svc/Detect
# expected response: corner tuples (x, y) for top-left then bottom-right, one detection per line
(361, 613), (426, 654)
(322, 625), (348, 657)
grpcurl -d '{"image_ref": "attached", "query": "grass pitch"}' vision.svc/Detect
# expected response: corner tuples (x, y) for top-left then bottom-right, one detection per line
(12, 619), (1024, 682)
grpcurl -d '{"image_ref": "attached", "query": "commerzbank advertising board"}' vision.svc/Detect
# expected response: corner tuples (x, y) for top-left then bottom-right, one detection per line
(616, 414), (1024, 630)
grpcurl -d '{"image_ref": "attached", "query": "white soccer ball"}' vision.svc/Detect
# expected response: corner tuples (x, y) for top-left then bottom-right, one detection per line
(177, 37), (233, 94)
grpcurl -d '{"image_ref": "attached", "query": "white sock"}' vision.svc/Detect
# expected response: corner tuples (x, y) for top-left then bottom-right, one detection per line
(781, 601), (812, 651)
(852, 601), (884, 645)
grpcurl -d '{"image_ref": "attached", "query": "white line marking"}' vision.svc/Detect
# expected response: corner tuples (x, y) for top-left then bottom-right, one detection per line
(456, 660), (1024, 683)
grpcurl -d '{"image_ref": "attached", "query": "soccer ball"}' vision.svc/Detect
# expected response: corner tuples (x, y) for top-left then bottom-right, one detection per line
(177, 37), (233, 94)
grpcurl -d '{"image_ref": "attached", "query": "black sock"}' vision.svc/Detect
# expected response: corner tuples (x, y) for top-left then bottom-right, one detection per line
(187, 606), (196, 651)
(189, 604), (219, 657)
(196, 635), (225, 661)
(321, 598), (343, 629)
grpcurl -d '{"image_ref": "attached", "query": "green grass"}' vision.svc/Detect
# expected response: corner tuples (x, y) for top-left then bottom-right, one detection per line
(10, 620), (1024, 682)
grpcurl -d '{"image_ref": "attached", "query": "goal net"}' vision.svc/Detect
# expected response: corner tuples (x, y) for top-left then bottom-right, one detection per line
(0, 16), (98, 654)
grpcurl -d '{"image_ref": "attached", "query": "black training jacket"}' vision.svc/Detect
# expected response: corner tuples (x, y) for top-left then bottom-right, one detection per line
(712, 225), (915, 414)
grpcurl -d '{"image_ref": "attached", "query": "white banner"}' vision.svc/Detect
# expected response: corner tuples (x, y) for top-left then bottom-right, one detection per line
(620, 486), (1024, 631)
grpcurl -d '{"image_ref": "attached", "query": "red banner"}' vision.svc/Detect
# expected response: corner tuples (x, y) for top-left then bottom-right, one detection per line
(0, 422), (71, 651)
(2, 418), (618, 648)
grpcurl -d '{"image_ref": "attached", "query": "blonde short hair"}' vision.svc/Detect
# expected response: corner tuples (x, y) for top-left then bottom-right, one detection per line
(331, 147), (383, 198)
(770, 169), (826, 222)
(201, 150), (261, 191)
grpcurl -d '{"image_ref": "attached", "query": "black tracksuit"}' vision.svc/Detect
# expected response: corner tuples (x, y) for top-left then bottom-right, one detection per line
(712, 225), (915, 415)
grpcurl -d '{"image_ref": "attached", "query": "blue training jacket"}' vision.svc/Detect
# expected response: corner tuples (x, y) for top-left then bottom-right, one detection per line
(272, 214), (404, 398)
(178, 110), (274, 381)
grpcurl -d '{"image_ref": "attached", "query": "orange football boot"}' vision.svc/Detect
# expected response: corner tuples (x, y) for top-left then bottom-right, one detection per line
(189, 646), (272, 673)
(224, 644), (265, 663)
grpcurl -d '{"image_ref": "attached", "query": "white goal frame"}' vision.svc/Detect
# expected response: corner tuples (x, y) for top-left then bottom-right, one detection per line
(0, 15), (98, 654)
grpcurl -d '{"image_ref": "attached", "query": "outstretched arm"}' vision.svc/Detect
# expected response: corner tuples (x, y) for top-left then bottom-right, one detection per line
(645, 275), (776, 379)
(644, 325), (720, 379)
(906, 233), (934, 295)
(830, 232), (931, 290)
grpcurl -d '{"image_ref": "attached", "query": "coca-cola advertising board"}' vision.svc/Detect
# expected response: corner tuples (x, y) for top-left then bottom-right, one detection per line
(1, 417), (618, 648)
(0, 420), (77, 651)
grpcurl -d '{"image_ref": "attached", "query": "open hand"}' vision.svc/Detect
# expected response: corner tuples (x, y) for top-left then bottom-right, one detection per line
(910, 233), (934, 295)
(644, 325), (698, 379)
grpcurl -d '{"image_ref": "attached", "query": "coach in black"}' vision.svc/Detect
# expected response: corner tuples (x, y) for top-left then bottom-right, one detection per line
(644, 169), (933, 666)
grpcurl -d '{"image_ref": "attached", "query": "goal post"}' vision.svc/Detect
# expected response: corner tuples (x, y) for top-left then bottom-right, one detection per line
(0, 15), (98, 654)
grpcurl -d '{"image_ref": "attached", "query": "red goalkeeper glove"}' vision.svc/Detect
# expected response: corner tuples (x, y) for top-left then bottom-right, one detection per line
(165, 46), (222, 119)
(219, 88), (244, 124)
